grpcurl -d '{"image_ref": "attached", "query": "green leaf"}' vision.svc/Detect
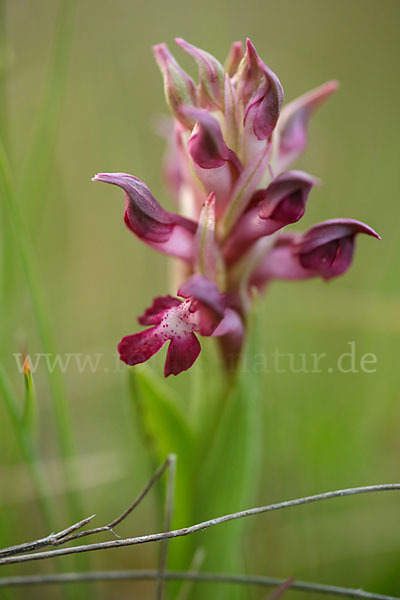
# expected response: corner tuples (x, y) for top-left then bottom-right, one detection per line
(128, 365), (196, 569)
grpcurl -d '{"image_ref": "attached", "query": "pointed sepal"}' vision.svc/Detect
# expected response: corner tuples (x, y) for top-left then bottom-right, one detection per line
(92, 172), (197, 260)
(275, 80), (339, 171)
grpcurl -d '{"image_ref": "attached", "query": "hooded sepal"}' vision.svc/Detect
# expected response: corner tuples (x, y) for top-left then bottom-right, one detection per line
(224, 170), (317, 264)
(234, 39), (284, 141)
(92, 173), (197, 261)
(181, 106), (241, 216)
(182, 107), (240, 170)
(250, 218), (380, 287)
(295, 218), (380, 279)
(242, 39), (284, 140)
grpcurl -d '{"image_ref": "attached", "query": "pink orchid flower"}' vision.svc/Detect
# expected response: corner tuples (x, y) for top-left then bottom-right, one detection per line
(93, 39), (379, 376)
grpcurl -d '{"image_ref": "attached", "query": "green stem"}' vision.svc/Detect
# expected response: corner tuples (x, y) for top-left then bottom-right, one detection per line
(0, 362), (54, 528)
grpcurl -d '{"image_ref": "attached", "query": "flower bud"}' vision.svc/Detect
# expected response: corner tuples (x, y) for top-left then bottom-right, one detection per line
(175, 38), (225, 109)
(153, 43), (197, 129)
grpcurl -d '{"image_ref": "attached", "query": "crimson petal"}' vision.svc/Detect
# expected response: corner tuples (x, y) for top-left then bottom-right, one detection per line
(118, 328), (165, 366)
(138, 295), (182, 326)
(164, 333), (201, 376)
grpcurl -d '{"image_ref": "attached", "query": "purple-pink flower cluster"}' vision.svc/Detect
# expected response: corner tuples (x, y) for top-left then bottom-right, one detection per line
(93, 39), (379, 376)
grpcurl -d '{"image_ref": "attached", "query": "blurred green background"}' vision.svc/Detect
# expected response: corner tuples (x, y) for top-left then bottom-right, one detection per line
(1, 0), (400, 598)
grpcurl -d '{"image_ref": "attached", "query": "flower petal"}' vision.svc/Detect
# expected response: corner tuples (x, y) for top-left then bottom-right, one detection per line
(195, 193), (225, 286)
(250, 218), (380, 287)
(92, 173), (197, 261)
(213, 308), (245, 371)
(138, 295), (182, 326)
(178, 274), (225, 318)
(295, 218), (381, 279)
(178, 274), (225, 335)
(182, 106), (241, 171)
(296, 218), (381, 254)
(242, 39), (284, 141)
(118, 328), (166, 366)
(222, 145), (272, 234)
(224, 170), (317, 264)
(181, 106), (241, 217)
(275, 80), (339, 171)
(224, 73), (241, 153)
(224, 41), (244, 77)
(164, 333), (201, 376)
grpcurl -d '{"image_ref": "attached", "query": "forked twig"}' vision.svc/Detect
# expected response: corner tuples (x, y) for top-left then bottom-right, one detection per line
(0, 570), (397, 600)
(0, 515), (96, 559)
(0, 483), (399, 567)
(0, 457), (171, 559)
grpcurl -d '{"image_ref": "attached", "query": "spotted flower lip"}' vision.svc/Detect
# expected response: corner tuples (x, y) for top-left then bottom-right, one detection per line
(118, 275), (241, 376)
(95, 38), (380, 376)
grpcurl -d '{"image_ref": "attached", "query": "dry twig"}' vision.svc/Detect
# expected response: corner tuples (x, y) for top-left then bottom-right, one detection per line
(0, 457), (171, 559)
(0, 483), (399, 567)
(0, 569), (398, 600)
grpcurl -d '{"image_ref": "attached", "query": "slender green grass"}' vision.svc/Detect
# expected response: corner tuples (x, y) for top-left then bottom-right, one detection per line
(0, 141), (84, 522)
(18, 0), (77, 227)
(0, 0), (83, 524)
(0, 0), (7, 142)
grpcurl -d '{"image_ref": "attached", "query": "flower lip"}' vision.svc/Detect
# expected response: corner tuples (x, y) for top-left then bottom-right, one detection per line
(138, 295), (182, 326)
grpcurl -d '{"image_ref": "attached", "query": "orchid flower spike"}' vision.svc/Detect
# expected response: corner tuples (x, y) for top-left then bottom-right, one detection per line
(93, 39), (380, 376)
